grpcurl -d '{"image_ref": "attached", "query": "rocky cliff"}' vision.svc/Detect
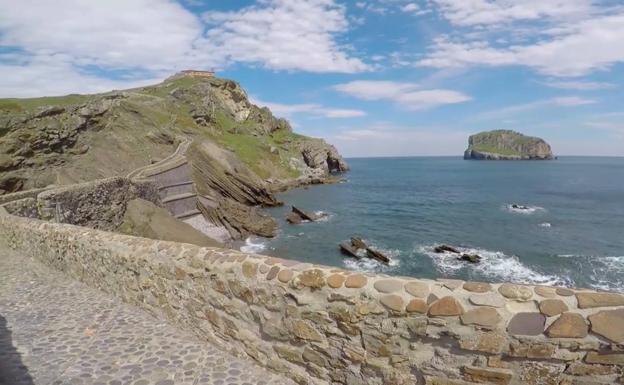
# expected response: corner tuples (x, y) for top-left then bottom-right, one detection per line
(464, 130), (554, 160)
(0, 72), (348, 238)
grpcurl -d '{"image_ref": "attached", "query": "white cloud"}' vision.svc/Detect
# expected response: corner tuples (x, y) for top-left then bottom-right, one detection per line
(542, 80), (615, 90)
(251, 98), (366, 119)
(476, 96), (596, 119)
(333, 80), (471, 110)
(0, 0), (201, 72)
(328, 123), (470, 156)
(418, 8), (624, 77)
(0, 0), (368, 97)
(202, 0), (369, 73)
(431, 0), (595, 27)
(0, 55), (160, 98)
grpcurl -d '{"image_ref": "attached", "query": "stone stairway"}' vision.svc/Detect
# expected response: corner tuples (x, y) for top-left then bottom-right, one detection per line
(129, 139), (225, 240)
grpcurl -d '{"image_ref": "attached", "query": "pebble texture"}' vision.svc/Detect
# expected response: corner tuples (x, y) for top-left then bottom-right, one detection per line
(0, 251), (294, 385)
(1, 207), (624, 385)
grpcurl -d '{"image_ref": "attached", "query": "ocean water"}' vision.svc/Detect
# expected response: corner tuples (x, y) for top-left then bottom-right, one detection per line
(249, 157), (624, 292)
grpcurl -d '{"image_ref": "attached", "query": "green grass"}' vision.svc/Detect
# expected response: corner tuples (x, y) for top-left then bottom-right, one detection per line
(0, 94), (91, 112)
(138, 76), (202, 98)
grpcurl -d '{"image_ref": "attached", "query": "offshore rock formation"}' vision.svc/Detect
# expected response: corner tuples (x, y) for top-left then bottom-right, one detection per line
(0, 72), (348, 238)
(464, 130), (554, 160)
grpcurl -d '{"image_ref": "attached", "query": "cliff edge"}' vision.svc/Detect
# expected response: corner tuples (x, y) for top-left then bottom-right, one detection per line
(464, 130), (554, 160)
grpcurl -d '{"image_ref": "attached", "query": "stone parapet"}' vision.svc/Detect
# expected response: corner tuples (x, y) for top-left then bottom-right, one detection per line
(0, 177), (159, 230)
(0, 213), (622, 385)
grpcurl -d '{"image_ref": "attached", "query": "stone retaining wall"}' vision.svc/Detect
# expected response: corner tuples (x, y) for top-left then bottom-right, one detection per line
(0, 212), (622, 385)
(35, 177), (159, 230)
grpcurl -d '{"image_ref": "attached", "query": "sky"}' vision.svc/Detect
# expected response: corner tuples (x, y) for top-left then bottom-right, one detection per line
(1, 1), (624, 157)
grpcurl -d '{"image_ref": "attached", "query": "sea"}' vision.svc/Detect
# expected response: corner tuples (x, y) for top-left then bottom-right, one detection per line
(241, 157), (624, 292)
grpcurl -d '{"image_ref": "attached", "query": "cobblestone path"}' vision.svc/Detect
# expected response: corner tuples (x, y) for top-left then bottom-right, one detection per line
(0, 251), (295, 385)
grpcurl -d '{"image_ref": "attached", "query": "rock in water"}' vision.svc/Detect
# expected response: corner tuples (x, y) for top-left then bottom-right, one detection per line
(366, 248), (390, 264)
(291, 206), (316, 221)
(464, 130), (554, 160)
(340, 242), (361, 259)
(434, 244), (460, 254)
(459, 254), (482, 263)
(286, 212), (303, 224)
(351, 237), (367, 250)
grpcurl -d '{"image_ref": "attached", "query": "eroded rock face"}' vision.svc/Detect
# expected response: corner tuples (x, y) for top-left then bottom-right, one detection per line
(464, 130), (554, 160)
(188, 139), (279, 239)
(301, 140), (349, 173)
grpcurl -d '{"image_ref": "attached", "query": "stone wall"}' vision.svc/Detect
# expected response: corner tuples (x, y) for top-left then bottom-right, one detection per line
(35, 177), (159, 230)
(0, 212), (622, 385)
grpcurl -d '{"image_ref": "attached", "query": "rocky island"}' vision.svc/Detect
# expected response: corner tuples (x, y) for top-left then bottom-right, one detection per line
(464, 129), (554, 160)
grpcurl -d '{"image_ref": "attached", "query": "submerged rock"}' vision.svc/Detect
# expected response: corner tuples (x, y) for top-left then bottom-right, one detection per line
(287, 206), (327, 225)
(350, 237), (367, 250)
(366, 248), (390, 264)
(339, 242), (361, 259)
(292, 206), (316, 221)
(434, 244), (461, 254)
(286, 211), (303, 224)
(459, 253), (482, 264)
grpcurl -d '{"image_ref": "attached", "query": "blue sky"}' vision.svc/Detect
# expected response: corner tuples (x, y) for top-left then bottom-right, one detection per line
(1, 1), (624, 156)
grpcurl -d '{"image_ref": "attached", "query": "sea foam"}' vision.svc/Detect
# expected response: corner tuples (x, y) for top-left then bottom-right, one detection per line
(420, 245), (567, 286)
(240, 237), (267, 254)
(504, 204), (545, 214)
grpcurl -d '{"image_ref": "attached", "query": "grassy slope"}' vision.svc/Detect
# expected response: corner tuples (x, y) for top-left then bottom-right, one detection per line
(0, 75), (305, 189)
(469, 130), (541, 156)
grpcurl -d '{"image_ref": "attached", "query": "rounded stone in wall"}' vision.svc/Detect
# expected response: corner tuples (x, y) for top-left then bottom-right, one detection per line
(380, 294), (404, 312)
(460, 307), (502, 328)
(344, 274), (367, 288)
(507, 312), (546, 336)
(534, 286), (558, 298)
(545, 312), (588, 338)
(463, 282), (492, 293)
(266, 266), (280, 280)
(406, 299), (428, 313)
(428, 296), (464, 316)
(498, 283), (533, 301)
(588, 308), (624, 343)
(327, 274), (345, 288)
(373, 279), (403, 293)
(539, 299), (568, 317)
(278, 269), (293, 283)
(404, 281), (429, 298)
(469, 293), (506, 308)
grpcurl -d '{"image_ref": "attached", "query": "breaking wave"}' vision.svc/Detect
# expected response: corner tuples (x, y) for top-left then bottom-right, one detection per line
(556, 254), (624, 292)
(504, 204), (545, 214)
(420, 244), (567, 286)
(240, 237), (267, 254)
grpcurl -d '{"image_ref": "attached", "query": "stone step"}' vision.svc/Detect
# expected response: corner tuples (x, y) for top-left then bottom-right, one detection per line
(175, 209), (201, 219)
(162, 192), (196, 203)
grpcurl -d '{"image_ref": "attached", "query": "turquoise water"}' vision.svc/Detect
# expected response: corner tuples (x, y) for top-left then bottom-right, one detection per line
(250, 157), (624, 291)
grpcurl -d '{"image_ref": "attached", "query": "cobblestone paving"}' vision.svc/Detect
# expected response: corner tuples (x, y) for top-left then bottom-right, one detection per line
(0, 251), (296, 385)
